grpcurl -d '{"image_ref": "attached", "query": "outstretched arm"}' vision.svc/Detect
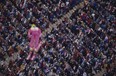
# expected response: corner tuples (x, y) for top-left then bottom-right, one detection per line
(38, 28), (42, 38)
(28, 29), (32, 39)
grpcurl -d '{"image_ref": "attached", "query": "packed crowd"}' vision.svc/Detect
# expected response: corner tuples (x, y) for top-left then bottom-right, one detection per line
(0, 0), (116, 76)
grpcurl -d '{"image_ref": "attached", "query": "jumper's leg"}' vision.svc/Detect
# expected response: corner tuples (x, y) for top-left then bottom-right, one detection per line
(31, 51), (36, 60)
(26, 48), (33, 60)
(35, 41), (42, 53)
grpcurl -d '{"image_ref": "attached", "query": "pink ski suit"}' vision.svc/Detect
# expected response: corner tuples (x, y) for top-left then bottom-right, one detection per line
(28, 27), (41, 50)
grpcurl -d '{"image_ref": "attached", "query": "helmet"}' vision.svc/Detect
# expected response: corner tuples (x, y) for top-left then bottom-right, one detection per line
(31, 24), (36, 28)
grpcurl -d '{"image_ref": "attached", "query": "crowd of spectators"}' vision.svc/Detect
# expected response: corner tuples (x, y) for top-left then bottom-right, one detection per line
(0, 0), (116, 76)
